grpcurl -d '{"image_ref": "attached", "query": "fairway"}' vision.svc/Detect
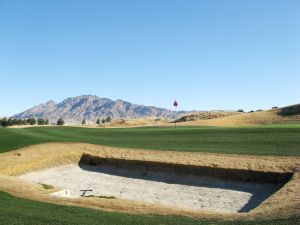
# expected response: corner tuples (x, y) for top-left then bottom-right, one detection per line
(0, 125), (299, 225)
(1, 125), (300, 156)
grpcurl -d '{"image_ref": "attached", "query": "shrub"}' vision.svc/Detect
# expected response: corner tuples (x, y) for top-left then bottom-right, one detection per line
(56, 118), (65, 126)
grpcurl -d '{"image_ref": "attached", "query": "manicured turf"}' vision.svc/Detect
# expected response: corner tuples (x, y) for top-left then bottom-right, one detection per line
(0, 125), (299, 224)
(0, 191), (299, 225)
(0, 125), (300, 156)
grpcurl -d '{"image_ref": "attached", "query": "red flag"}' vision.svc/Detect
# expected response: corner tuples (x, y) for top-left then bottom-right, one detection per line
(173, 100), (178, 107)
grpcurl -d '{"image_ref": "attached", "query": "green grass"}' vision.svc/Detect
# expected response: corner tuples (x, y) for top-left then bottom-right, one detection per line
(0, 125), (300, 156)
(39, 183), (54, 190)
(0, 125), (299, 224)
(0, 191), (299, 225)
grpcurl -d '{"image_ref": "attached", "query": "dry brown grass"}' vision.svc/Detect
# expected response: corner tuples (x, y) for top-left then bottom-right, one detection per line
(175, 111), (241, 122)
(179, 109), (300, 126)
(101, 117), (171, 128)
(0, 142), (299, 220)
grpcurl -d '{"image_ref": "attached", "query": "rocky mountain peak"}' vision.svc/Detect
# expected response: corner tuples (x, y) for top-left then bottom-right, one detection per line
(14, 95), (193, 123)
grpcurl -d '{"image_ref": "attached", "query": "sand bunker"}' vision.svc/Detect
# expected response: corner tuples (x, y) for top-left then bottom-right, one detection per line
(19, 163), (280, 213)
(1, 143), (299, 219)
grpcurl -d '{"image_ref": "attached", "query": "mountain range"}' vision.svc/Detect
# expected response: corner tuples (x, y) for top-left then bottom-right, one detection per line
(14, 95), (193, 124)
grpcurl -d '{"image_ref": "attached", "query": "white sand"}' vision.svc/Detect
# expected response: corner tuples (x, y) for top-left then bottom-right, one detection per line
(19, 164), (278, 213)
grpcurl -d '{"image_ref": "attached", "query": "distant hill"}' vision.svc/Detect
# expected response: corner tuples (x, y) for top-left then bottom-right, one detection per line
(13, 95), (193, 123)
(177, 104), (300, 126)
(174, 111), (241, 123)
(278, 104), (300, 116)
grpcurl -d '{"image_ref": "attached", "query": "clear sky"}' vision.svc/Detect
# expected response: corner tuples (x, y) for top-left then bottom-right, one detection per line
(0, 0), (299, 116)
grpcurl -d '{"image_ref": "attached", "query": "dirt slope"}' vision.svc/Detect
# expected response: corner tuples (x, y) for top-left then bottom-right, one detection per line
(106, 117), (170, 127)
(174, 111), (241, 122)
(178, 104), (300, 126)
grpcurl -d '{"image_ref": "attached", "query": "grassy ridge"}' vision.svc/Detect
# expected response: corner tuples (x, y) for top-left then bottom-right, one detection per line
(0, 191), (299, 225)
(0, 125), (300, 156)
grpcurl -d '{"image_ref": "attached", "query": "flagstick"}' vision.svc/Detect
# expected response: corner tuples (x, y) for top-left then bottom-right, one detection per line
(174, 100), (178, 129)
(175, 108), (177, 128)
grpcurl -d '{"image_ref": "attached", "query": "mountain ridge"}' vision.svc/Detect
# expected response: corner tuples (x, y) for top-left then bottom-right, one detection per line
(14, 95), (194, 123)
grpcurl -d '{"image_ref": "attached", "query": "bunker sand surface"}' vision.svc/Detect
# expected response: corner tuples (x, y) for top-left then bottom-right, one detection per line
(0, 142), (299, 220)
(19, 164), (280, 213)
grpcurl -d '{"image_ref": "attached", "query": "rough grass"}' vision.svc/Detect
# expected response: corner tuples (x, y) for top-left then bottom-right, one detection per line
(0, 125), (300, 156)
(0, 191), (299, 225)
(179, 108), (300, 126)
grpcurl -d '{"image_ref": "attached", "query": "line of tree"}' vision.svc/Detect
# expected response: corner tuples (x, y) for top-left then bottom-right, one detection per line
(95, 116), (111, 125)
(0, 118), (49, 127)
(0, 116), (114, 127)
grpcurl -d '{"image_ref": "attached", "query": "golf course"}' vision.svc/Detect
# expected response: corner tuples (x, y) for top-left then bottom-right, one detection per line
(0, 125), (299, 225)
(1, 0), (299, 224)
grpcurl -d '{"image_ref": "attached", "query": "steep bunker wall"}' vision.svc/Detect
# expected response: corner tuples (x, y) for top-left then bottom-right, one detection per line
(79, 153), (292, 184)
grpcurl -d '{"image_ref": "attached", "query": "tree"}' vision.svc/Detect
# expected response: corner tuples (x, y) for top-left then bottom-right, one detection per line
(57, 118), (65, 126)
(96, 118), (100, 125)
(45, 119), (49, 125)
(7, 118), (13, 126)
(82, 118), (86, 125)
(37, 118), (45, 125)
(17, 119), (22, 125)
(11, 118), (17, 126)
(106, 116), (111, 123)
(237, 109), (244, 113)
(101, 119), (106, 124)
(0, 118), (8, 127)
(27, 118), (36, 125)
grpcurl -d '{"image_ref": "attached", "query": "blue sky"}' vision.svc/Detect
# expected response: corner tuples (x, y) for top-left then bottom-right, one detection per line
(0, 0), (299, 116)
